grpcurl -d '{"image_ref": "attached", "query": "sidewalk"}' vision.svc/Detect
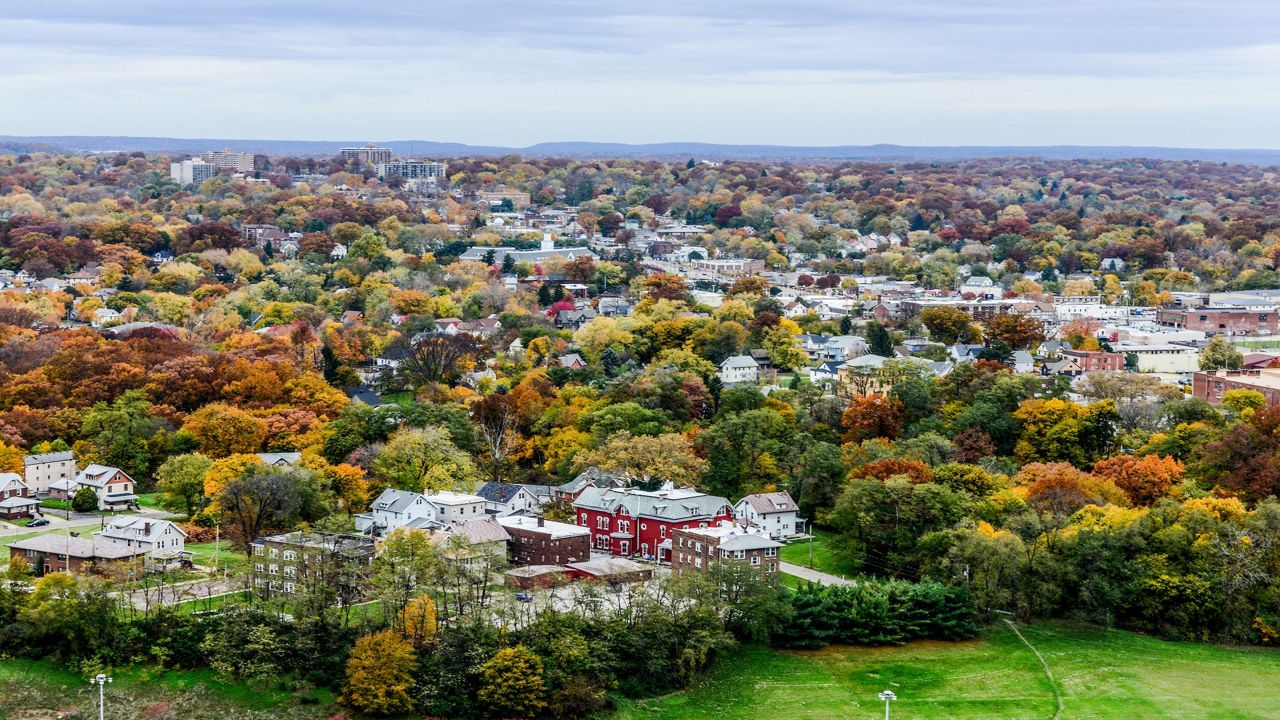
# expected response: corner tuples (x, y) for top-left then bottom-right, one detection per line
(780, 561), (856, 586)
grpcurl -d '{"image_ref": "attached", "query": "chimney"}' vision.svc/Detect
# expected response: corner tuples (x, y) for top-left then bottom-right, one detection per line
(537, 516), (545, 528)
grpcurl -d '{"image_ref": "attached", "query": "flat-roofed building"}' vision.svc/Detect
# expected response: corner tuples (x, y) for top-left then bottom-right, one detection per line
(670, 521), (782, 575)
(23, 450), (75, 495)
(341, 145), (392, 165)
(201, 149), (255, 172)
(498, 515), (590, 566)
(1194, 368), (1280, 407)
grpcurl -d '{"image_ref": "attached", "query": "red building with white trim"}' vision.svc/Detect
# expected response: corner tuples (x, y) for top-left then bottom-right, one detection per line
(572, 485), (734, 562)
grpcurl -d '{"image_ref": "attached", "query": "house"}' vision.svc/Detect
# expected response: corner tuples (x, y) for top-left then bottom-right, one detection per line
(443, 517), (512, 569)
(354, 488), (441, 537)
(1099, 257), (1127, 272)
(92, 307), (123, 328)
(597, 297), (633, 317)
(425, 490), (487, 525)
(50, 465), (137, 510)
(670, 521), (782, 575)
(557, 353), (586, 370)
(554, 308), (597, 330)
(434, 317), (463, 334)
(573, 485), (735, 561)
(554, 467), (628, 504)
(256, 452), (301, 467)
(498, 516), (591, 566)
(1061, 349), (1125, 372)
(1043, 356), (1086, 376)
(734, 491), (803, 540)
(821, 336), (868, 362)
(718, 355), (760, 385)
(809, 360), (844, 384)
(341, 310), (364, 324)
(9, 535), (148, 577)
(94, 517), (189, 568)
(476, 481), (552, 516)
(0, 474), (39, 520)
(23, 450), (75, 495)
(330, 244), (348, 260)
(249, 532), (375, 599)
(1012, 350), (1036, 374)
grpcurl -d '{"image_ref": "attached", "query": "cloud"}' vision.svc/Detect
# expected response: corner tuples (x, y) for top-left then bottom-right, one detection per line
(1, 1), (1278, 146)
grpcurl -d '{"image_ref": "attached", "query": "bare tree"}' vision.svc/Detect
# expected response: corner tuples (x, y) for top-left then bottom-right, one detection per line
(398, 332), (487, 387)
(471, 392), (521, 485)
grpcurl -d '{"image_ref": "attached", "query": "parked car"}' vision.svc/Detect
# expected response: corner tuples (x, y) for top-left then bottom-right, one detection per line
(515, 592), (534, 602)
(27, 518), (50, 527)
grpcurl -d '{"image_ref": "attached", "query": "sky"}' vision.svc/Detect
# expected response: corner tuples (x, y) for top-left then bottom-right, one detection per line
(3, 0), (1280, 148)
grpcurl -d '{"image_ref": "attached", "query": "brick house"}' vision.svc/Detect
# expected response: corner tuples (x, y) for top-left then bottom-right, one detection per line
(0, 473), (39, 520)
(1060, 349), (1125, 372)
(573, 486), (734, 562)
(670, 521), (782, 575)
(498, 515), (591, 566)
(8, 534), (145, 577)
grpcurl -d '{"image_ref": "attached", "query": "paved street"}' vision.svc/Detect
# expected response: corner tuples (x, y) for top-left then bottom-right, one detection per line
(780, 561), (856, 586)
(0, 507), (180, 538)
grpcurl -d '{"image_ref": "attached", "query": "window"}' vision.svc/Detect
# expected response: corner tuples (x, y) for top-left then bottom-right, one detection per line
(284, 566), (296, 578)
(641, 523), (647, 530)
(735, 550), (745, 559)
(283, 582), (295, 593)
(660, 526), (667, 538)
(283, 550), (297, 561)
(751, 556), (761, 565)
(254, 563), (264, 572)
(269, 564), (279, 575)
(596, 516), (610, 530)
(580, 513), (587, 524)
(268, 548), (279, 559)
(766, 548), (778, 557)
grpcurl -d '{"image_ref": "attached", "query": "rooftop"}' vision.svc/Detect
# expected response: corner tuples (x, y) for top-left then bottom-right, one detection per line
(498, 516), (590, 539)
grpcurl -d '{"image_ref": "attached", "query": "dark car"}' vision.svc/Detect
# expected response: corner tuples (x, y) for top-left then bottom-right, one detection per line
(27, 518), (50, 527)
(515, 592), (534, 602)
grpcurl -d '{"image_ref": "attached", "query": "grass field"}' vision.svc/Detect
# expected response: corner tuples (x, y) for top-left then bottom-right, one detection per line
(779, 528), (857, 578)
(614, 621), (1280, 720)
(186, 541), (248, 572)
(135, 492), (163, 509)
(0, 657), (336, 719)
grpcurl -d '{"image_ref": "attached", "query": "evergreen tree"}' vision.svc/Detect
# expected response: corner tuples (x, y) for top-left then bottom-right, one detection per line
(865, 321), (895, 357)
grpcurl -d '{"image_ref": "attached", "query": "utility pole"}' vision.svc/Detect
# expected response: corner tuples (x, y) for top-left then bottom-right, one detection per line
(90, 673), (112, 720)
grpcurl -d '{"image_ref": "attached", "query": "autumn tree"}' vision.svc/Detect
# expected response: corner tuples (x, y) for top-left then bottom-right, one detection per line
(398, 332), (486, 386)
(841, 395), (905, 443)
(471, 392), (522, 485)
(1092, 454), (1183, 505)
(571, 431), (708, 488)
(920, 306), (979, 345)
(217, 465), (330, 547)
(983, 313), (1045, 350)
(1015, 462), (1126, 517)
(182, 403), (268, 458)
(343, 629), (417, 716)
(1200, 336), (1244, 371)
(372, 426), (480, 494)
(478, 645), (547, 719)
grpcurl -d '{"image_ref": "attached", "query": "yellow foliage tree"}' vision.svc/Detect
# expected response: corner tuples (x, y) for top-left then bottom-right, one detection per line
(402, 595), (438, 646)
(343, 629), (417, 716)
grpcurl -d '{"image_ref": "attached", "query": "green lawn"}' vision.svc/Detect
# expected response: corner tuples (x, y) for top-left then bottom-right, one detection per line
(382, 390), (415, 406)
(186, 541), (248, 572)
(779, 528), (857, 577)
(136, 492), (163, 509)
(0, 657), (336, 719)
(614, 622), (1280, 720)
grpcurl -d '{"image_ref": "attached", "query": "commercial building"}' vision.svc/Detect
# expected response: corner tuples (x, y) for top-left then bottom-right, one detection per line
(341, 145), (392, 165)
(1060, 349), (1126, 373)
(477, 189), (531, 208)
(169, 158), (217, 186)
(1156, 307), (1280, 336)
(376, 159), (447, 180)
(670, 522), (782, 575)
(200, 149), (255, 172)
(573, 485), (734, 561)
(498, 516), (591, 566)
(1193, 368), (1280, 407)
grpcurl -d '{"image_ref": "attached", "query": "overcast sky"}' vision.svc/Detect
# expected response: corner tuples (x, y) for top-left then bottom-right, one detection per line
(3, 1), (1279, 147)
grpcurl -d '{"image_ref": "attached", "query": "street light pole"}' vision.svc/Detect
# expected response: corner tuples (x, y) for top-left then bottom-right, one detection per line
(90, 673), (112, 720)
(875, 681), (896, 717)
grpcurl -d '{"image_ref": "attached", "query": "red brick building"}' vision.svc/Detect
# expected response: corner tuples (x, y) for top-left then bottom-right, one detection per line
(1156, 307), (1280, 336)
(1060, 349), (1125, 372)
(670, 522), (782, 576)
(498, 516), (591, 566)
(1193, 368), (1280, 407)
(8, 534), (145, 577)
(573, 486), (734, 561)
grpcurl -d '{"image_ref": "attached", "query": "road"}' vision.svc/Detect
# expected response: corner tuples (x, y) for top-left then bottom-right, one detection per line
(780, 561), (856, 586)
(0, 506), (180, 538)
(116, 576), (240, 610)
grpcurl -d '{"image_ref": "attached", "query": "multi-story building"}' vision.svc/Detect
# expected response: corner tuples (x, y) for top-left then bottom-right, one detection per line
(169, 158), (217, 185)
(49, 464), (137, 510)
(249, 532), (375, 599)
(354, 488), (442, 536)
(670, 522), (782, 575)
(477, 189), (531, 208)
(341, 145), (392, 165)
(425, 491), (487, 525)
(498, 516), (591, 566)
(376, 159), (447, 180)
(94, 517), (187, 556)
(1194, 368), (1280, 407)
(201, 148), (255, 172)
(1156, 307), (1280, 336)
(23, 450), (76, 495)
(1060, 349), (1126, 372)
(573, 486), (734, 561)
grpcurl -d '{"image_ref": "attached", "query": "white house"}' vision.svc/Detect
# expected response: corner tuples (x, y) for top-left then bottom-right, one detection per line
(94, 517), (187, 556)
(330, 244), (348, 260)
(718, 355), (760, 385)
(50, 464), (136, 510)
(256, 452), (301, 467)
(23, 450), (76, 495)
(475, 482), (552, 516)
(734, 491), (804, 540)
(354, 488), (440, 536)
(821, 335), (869, 362)
(1012, 350), (1036, 374)
(92, 307), (123, 328)
(425, 491), (487, 525)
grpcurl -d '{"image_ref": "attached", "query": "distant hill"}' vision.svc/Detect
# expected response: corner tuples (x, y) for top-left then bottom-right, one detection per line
(4, 135), (1280, 165)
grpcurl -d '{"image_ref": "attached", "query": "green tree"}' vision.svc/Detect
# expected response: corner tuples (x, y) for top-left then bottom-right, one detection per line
(698, 408), (794, 497)
(154, 453), (213, 516)
(864, 321), (895, 357)
(373, 425), (480, 493)
(72, 486), (99, 513)
(920, 306), (979, 345)
(1200, 336), (1243, 371)
(79, 390), (157, 480)
(478, 645), (548, 719)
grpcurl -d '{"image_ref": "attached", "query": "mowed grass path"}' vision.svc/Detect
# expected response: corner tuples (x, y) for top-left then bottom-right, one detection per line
(615, 621), (1280, 720)
(779, 528), (857, 577)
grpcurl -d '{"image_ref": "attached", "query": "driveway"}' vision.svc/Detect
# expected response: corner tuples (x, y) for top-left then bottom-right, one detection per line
(780, 561), (856, 586)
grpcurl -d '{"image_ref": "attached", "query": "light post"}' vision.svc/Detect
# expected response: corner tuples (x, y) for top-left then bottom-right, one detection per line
(880, 686), (901, 712)
(90, 673), (112, 720)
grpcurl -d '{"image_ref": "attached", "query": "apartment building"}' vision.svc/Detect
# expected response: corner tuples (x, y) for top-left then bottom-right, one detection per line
(249, 532), (375, 598)
(23, 450), (76, 495)
(201, 149), (255, 172)
(376, 159), (447, 180)
(498, 516), (591, 566)
(169, 158), (217, 186)
(1156, 307), (1280, 336)
(670, 522), (782, 575)
(341, 145), (392, 165)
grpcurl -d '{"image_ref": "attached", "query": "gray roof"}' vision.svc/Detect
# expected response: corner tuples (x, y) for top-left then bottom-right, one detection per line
(24, 450), (74, 465)
(370, 488), (425, 514)
(475, 482), (552, 504)
(256, 452), (301, 466)
(451, 517), (511, 544)
(574, 486), (732, 522)
(556, 467), (628, 494)
(565, 557), (650, 576)
(738, 491), (798, 515)
(9, 534), (144, 559)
